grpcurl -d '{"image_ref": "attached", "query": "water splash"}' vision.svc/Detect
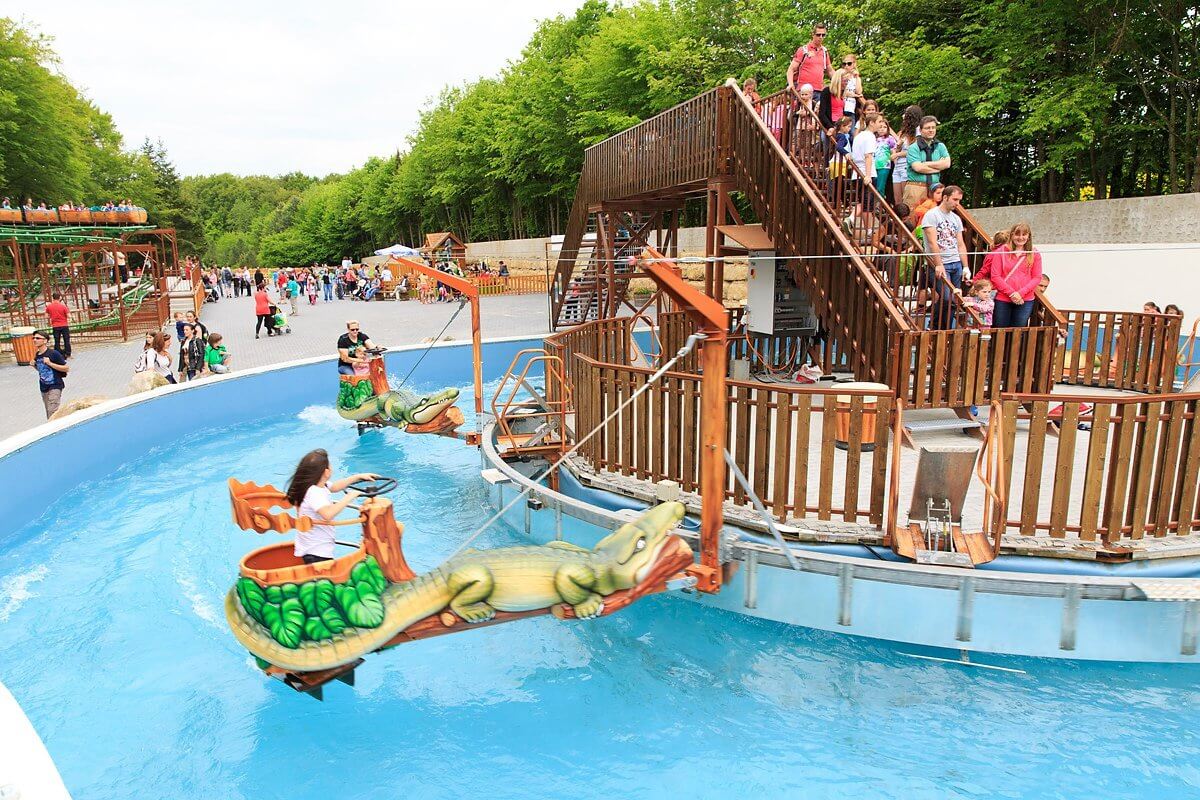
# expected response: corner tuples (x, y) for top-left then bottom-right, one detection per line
(296, 404), (345, 428)
(0, 565), (48, 622)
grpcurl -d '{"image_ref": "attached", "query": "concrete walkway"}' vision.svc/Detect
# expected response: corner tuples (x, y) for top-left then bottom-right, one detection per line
(0, 292), (553, 440)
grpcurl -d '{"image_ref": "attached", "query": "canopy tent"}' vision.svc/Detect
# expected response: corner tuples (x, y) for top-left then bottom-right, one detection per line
(373, 244), (422, 257)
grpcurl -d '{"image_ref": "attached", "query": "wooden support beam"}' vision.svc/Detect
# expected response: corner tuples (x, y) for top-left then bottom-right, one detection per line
(640, 245), (728, 593)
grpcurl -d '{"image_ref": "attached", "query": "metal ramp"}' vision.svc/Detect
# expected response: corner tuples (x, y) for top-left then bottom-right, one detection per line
(891, 446), (998, 567)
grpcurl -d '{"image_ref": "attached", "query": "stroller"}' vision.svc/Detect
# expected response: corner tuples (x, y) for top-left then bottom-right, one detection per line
(271, 305), (292, 334)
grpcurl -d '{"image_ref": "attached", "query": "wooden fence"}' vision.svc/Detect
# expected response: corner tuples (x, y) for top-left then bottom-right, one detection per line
(1054, 309), (1181, 393)
(894, 326), (1060, 408)
(1000, 393), (1200, 542)
(571, 353), (891, 526)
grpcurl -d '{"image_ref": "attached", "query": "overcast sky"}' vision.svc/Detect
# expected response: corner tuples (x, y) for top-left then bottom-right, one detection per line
(19, 0), (585, 177)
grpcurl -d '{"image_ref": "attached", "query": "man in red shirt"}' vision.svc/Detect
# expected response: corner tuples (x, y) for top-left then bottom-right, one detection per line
(45, 292), (71, 358)
(787, 23), (835, 94)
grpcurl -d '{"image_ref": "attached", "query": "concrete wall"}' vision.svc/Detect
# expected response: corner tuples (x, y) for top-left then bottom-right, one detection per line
(467, 194), (1200, 313)
(970, 194), (1200, 314)
(970, 193), (1200, 244)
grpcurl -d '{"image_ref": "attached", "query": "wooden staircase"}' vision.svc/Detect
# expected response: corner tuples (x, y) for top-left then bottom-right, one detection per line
(550, 82), (1063, 408)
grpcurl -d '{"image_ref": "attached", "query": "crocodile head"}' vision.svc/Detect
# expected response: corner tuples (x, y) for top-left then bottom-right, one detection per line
(385, 387), (461, 424)
(592, 501), (689, 589)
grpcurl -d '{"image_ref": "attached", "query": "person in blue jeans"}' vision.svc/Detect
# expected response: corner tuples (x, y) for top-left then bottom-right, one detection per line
(322, 271), (333, 301)
(921, 185), (968, 330)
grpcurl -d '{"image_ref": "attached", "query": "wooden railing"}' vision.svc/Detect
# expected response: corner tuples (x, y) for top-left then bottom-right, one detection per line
(544, 316), (634, 388)
(474, 273), (549, 296)
(572, 353), (891, 526)
(1000, 392), (1200, 543)
(761, 88), (980, 331)
(726, 84), (908, 384)
(551, 89), (724, 326)
(387, 258), (549, 297)
(1055, 309), (1181, 394)
(660, 308), (849, 377)
(894, 325), (1059, 408)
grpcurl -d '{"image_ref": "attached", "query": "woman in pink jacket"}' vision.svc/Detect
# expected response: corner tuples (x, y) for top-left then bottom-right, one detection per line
(990, 222), (1043, 327)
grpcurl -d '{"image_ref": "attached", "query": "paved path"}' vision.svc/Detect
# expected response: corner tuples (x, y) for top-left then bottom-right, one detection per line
(0, 292), (553, 440)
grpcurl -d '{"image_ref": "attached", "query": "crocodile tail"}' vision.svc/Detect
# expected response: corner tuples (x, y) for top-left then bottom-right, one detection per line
(225, 570), (452, 673)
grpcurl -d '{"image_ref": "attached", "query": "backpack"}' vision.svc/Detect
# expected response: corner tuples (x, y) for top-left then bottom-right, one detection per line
(134, 349), (151, 373)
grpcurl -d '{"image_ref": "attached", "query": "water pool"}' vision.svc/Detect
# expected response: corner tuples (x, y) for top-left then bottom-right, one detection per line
(3, 397), (1200, 799)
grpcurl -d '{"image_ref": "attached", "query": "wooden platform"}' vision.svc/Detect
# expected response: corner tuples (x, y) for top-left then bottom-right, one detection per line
(892, 523), (996, 567)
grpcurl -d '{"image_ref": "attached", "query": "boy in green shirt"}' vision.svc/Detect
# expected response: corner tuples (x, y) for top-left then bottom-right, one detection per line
(205, 332), (231, 374)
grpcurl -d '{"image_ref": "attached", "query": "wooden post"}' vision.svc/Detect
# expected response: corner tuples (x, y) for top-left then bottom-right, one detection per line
(470, 293), (484, 421)
(704, 188), (717, 298)
(697, 328), (728, 590)
(389, 256), (483, 434)
(640, 246), (728, 593)
(360, 498), (416, 583)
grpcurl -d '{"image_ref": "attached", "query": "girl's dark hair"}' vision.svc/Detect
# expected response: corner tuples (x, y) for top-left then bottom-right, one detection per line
(1145, 301), (1162, 313)
(900, 104), (924, 138)
(286, 449), (330, 507)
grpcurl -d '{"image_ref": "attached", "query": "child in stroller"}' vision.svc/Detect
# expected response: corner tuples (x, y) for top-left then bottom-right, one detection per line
(271, 305), (292, 334)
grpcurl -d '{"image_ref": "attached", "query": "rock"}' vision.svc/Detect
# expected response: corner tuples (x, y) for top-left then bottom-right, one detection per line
(127, 371), (169, 395)
(49, 394), (109, 421)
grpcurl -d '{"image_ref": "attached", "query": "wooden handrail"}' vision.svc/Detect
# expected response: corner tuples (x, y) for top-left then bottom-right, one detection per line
(764, 86), (984, 330)
(727, 82), (911, 333)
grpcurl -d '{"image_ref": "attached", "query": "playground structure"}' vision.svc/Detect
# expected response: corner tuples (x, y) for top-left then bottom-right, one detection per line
(1, 223), (182, 350)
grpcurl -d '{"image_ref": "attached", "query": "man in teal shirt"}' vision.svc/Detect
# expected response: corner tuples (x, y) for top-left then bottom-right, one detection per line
(286, 275), (300, 316)
(904, 115), (951, 208)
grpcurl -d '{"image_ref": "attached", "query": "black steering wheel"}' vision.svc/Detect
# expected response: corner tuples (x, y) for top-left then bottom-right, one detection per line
(365, 346), (388, 357)
(348, 476), (398, 497)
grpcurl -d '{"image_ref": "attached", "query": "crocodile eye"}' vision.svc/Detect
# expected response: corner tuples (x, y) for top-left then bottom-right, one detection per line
(635, 539), (646, 551)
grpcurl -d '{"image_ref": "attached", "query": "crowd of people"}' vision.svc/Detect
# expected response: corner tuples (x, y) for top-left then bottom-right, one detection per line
(743, 22), (1071, 330)
(2, 197), (145, 212)
(183, 256), (481, 339)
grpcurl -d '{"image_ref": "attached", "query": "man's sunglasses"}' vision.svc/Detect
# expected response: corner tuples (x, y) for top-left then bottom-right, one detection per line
(814, 32), (826, 37)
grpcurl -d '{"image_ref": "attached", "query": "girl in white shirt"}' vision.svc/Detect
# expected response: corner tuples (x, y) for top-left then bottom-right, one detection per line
(284, 449), (376, 563)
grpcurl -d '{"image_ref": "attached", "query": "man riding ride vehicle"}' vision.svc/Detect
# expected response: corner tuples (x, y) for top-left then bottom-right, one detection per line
(337, 320), (376, 376)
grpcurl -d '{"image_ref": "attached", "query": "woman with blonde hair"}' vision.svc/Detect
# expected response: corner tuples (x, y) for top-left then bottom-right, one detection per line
(838, 54), (864, 132)
(990, 222), (1042, 327)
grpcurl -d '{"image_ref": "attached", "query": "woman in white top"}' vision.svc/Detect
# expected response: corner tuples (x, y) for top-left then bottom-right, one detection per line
(284, 449), (375, 563)
(139, 332), (178, 384)
(839, 53), (863, 131)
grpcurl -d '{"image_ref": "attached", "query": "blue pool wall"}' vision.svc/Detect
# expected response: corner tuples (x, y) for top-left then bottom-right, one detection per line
(0, 335), (544, 540)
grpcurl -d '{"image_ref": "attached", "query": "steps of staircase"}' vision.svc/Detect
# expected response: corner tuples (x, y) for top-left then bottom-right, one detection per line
(904, 418), (983, 432)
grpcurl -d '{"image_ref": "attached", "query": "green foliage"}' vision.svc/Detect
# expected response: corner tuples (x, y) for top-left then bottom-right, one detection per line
(337, 379), (375, 411)
(235, 557), (388, 650)
(335, 582), (386, 629)
(12, 2), (1197, 267)
(236, 578), (267, 625)
(261, 597), (306, 649)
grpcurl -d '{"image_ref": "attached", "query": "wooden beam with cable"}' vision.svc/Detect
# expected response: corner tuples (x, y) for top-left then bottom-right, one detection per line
(639, 245), (729, 593)
(388, 256), (484, 444)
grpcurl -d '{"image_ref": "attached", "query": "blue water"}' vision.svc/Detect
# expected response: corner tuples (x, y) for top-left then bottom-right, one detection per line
(3, 398), (1200, 799)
